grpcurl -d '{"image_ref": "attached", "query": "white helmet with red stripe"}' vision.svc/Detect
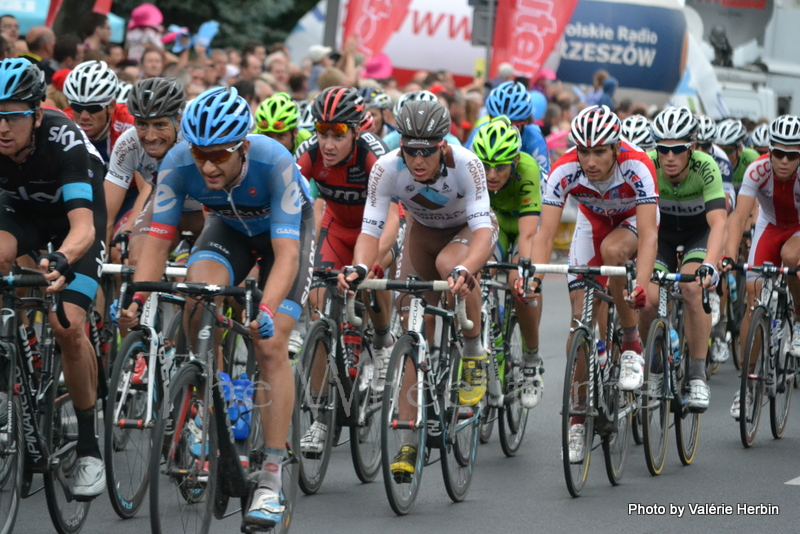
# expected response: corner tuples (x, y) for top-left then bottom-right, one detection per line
(569, 105), (621, 147)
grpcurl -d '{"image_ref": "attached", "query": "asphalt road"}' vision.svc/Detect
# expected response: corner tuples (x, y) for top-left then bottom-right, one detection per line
(13, 275), (800, 533)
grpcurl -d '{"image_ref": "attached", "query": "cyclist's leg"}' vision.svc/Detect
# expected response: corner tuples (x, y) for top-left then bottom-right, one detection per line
(779, 232), (800, 353)
(640, 231), (678, 343)
(680, 233), (713, 409)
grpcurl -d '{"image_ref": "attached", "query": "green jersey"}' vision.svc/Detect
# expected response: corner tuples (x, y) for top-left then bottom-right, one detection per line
(649, 149), (726, 231)
(489, 152), (541, 238)
(732, 147), (760, 191)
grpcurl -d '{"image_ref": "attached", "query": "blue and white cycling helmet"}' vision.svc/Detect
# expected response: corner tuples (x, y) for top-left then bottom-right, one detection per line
(0, 58), (46, 104)
(486, 81), (533, 122)
(181, 87), (252, 146)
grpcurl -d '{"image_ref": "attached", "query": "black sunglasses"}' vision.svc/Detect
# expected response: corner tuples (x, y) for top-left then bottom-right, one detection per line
(71, 103), (106, 115)
(770, 147), (800, 162)
(400, 143), (442, 158)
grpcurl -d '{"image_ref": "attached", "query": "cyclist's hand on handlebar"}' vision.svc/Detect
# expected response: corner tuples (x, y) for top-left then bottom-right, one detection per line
(118, 302), (141, 331)
(38, 251), (74, 293)
(249, 304), (274, 340)
(625, 285), (647, 310)
(337, 264), (368, 294)
(448, 266), (476, 299)
(514, 276), (541, 306)
(696, 263), (719, 289)
(719, 256), (735, 272)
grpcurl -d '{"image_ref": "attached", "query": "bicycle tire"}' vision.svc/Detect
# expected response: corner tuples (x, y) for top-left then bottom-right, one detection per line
(0, 389), (22, 534)
(42, 355), (90, 534)
(562, 328), (594, 498)
(738, 306), (768, 448)
(728, 271), (747, 371)
(478, 405), (494, 444)
(498, 313), (528, 457)
(642, 318), (670, 476)
(149, 363), (216, 534)
(602, 312), (630, 486)
(349, 342), (382, 483)
(100, 274), (121, 376)
(380, 335), (426, 516)
(675, 335), (701, 465)
(295, 320), (337, 495)
(441, 342), (478, 503)
(770, 315), (796, 439)
(104, 331), (160, 519)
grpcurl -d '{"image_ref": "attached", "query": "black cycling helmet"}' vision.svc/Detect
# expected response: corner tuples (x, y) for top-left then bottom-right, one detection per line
(127, 77), (186, 119)
(396, 100), (450, 139)
(312, 86), (364, 125)
(0, 58), (46, 105)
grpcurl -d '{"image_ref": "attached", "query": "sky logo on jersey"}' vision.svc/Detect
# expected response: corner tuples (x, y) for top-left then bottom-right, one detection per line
(411, 186), (449, 211)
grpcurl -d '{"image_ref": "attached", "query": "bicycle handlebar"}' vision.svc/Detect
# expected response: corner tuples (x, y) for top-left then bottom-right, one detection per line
(650, 271), (712, 314)
(101, 263), (187, 279)
(0, 272), (70, 328)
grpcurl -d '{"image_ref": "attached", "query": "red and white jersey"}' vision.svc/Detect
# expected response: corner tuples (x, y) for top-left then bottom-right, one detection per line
(543, 142), (658, 225)
(739, 154), (800, 229)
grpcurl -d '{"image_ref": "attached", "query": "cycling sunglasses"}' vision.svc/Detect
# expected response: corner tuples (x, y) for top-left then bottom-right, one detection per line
(71, 103), (107, 114)
(655, 142), (692, 156)
(695, 142), (712, 151)
(400, 141), (443, 158)
(0, 109), (35, 125)
(718, 144), (741, 155)
(189, 140), (244, 164)
(315, 122), (350, 135)
(770, 146), (800, 162)
(258, 119), (287, 132)
(481, 161), (513, 172)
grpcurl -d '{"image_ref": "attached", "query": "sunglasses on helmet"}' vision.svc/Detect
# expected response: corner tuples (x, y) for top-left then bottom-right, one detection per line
(315, 122), (350, 135)
(189, 140), (244, 164)
(655, 142), (692, 156)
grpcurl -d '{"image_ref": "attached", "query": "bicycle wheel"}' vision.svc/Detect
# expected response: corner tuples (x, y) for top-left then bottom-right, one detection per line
(349, 343), (382, 483)
(675, 336), (701, 465)
(104, 331), (161, 518)
(562, 329), (594, 498)
(728, 271), (747, 371)
(441, 342), (479, 503)
(642, 319), (670, 476)
(149, 363), (216, 534)
(498, 313), (529, 457)
(478, 405), (494, 444)
(0, 391), (22, 534)
(295, 320), (337, 495)
(770, 316), (796, 439)
(380, 335), (426, 516)
(42, 356), (90, 534)
(739, 306), (768, 448)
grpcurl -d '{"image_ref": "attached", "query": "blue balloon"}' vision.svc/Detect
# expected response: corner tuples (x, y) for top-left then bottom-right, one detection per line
(529, 90), (547, 121)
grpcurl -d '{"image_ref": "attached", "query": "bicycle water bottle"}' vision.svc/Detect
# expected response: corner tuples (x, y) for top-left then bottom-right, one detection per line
(232, 373), (253, 440)
(342, 322), (362, 379)
(727, 272), (738, 302)
(670, 329), (681, 365)
(597, 340), (608, 380)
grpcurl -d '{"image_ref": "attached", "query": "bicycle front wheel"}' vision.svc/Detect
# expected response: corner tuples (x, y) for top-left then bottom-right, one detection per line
(0, 389), (22, 534)
(675, 337), (701, 465)
(349, 343), (382, 483)
(739, 306), (768, 448)
(295, 320), (337, 495)
(562, 329), (594, 498)
(42, 356), (90, 534)
(642, 319), (670, 476)
(380, 335), (426, 516)
(498, 312), (528, 457)
(104, 331), (160, 518)
(149, 363), (216, 534)
(770, 315), (795, 439)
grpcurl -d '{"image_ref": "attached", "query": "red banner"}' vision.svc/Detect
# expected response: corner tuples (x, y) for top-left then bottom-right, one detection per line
(491, 0), (579, 78)
(93, 0), (114, 15)
(343, 0), (413, 58)
(45, 0), (63, 27)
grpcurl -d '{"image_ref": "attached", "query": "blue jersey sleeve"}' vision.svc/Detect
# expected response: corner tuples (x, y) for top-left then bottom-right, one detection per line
(268, 149), (304, 241)
(522, 124), (551, 178)
(150, 148), (190, 239)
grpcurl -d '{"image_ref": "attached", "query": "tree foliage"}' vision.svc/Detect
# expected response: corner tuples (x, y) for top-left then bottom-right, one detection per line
(110, 0), (321, 49)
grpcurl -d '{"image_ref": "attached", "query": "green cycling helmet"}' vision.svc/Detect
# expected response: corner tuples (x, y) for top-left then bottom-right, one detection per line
(472, 116), (521, 163)
(255, 92), (298, 133)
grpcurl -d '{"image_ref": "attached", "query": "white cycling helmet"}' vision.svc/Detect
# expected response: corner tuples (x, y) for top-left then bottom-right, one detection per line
(620, 115), (654, 151)
(715, 118), (748, 146)
(63, 60), (119, 106)
(569, 105), (621, 147)
(748, 123), (769, 148)
(769, 115), (800, 146)
(393, 90), (437, 121)
(651, 107), (696, 141)
(694, 115), (716, 143)
(297, 99), (314, 131)
(115, 82), (132, 105)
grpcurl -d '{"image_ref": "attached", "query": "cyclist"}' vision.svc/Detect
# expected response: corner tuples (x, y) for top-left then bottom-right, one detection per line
(467, 81), (550, 187)
(723, 115), (800, 420)
(341, 100), (496, 479)
(382, 90), (462, 150)
(118, 86), (314, 530)
(716, 118), (760, 194)
(640, 107), (727, 412)
(63, 60), (134, 164)
(294, 86), (400, 455)
(525, 105), (659, 460)
(104, 77), (204, 264)
(471, 116), (544, 408)
(358, 86), (394, 138)
(620, 114), (655, 152)
(0, 58), (108, 499)
(695, 114), (735, 205)
(254, 91), (312, 154)
(748, 123), (770, 156)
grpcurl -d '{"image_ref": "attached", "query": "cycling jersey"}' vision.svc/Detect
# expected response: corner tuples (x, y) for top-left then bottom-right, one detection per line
(362, 145), (493, 236)
(466, 122), (551, 186)
(383, 129), (462, 151)
(150, 134), (312, 242)
(65, 103), (135, 163)
(739, 155), (800, 229)
(490, 152), (541, 257)
(295, 131), (387, 228)
(650, 149), (725, 231)
(709, 144), (733, 193)
(544, 142), (658, 224)
(106, 127), (202, 211)
(731, 147), (761, 192)
(293, 128), (312, 153)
